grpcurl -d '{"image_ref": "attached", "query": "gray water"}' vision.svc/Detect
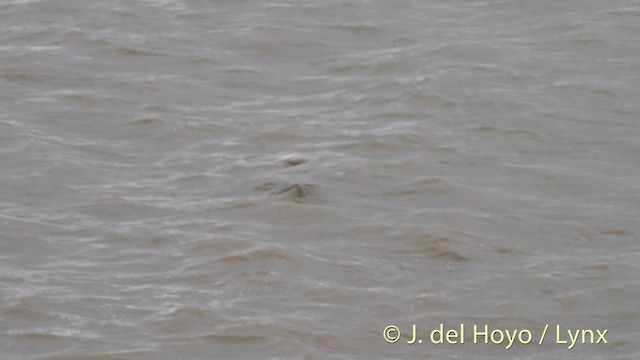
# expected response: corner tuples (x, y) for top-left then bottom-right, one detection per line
(1, 1), (639, 359)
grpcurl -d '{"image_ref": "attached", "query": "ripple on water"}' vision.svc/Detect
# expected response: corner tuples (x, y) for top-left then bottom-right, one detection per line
(254, 181), (317, 203)
(386, 233), (472, 262)
(216, 243), (297, 264)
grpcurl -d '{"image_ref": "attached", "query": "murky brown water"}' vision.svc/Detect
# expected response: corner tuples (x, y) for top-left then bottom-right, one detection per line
(1, 1), (639, 359)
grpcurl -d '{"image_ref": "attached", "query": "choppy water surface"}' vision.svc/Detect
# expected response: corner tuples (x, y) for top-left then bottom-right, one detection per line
(1, 1), (639, 359)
